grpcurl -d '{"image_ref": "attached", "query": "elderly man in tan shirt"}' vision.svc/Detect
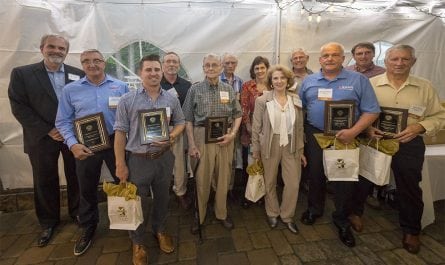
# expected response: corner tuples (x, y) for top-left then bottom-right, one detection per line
(369, 44), (445, 254)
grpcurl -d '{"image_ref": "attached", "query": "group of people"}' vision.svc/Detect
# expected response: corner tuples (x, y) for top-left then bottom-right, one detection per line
(8, 34), (445, 265)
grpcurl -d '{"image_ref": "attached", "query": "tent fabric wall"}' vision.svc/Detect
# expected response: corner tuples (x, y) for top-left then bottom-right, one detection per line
(0, 1), (444, 189)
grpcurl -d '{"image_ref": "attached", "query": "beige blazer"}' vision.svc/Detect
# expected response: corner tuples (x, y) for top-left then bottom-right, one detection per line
(251, 91), (304, 159)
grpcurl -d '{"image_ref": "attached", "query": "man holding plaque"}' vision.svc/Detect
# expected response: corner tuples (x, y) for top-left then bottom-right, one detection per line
(182, 53), (242, 232)
(56, 49), (129, 256)
(8, 34), (84, 247)
(299, 42), (380, 247)
(114, 54), (185, 264)
(369, 44), (445, 254)
(160, 52), (192, 210)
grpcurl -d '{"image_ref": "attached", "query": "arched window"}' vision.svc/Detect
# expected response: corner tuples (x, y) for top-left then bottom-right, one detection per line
(104, 41), (190, 89)
(348, 41), (393, 67)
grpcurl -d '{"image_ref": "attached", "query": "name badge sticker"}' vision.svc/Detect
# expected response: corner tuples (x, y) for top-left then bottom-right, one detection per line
(318, 88), (333, 101)
(68, 73), (80, 81)
(108, 96), (121, 108)
(408, 105), (426, 118)
(220, 91), (230, 104)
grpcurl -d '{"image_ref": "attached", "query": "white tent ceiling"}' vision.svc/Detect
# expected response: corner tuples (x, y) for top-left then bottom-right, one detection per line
(1, 0), (444, 189)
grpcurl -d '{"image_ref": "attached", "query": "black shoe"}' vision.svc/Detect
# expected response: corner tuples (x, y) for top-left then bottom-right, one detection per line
(74, 225), (96, 256)
(300, 210), (320, 225)
(37, 226), (56, 247)
(285, 222), (299, 234)
(267, 216), (278, 228)
(219, 217), (234, 230)
(338, 227), (355, 247)
(241, 198), (251, 209)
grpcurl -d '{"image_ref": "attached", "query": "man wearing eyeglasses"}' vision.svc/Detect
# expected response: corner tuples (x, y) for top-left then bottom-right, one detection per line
(55, 49), (129, 256)
(182, 53), (242, 232)
(8, 34), (84, 248)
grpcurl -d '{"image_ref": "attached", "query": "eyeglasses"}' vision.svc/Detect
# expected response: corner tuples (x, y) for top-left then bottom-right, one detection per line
(224, 61), (237, 65)
(81, 59), (105, 65)
(204, 63), (220, 69)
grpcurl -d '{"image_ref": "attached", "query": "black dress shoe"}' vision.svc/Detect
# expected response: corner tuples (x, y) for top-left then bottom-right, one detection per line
(241, 198), (252, 209)
(267, 216), (278, 228)
(300, 210), (320, 225)
(74, 225), (96, 256)
(285, 222), (299, 234)
(37, 227), (56, 247)
(338, 227), (355, 247)
(219, 217), (234, 230)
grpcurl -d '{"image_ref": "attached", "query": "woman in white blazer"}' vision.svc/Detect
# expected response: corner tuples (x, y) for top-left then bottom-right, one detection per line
(251, 65), (307, 234)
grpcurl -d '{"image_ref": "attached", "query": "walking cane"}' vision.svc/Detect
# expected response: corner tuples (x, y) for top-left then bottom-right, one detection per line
(191, 157), (203, 243)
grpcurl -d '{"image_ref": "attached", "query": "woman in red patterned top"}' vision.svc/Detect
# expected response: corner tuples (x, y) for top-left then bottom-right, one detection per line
(240, 56), (270, 208)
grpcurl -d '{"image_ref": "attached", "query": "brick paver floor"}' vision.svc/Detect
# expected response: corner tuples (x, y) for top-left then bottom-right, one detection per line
(1, 189), (444, 264)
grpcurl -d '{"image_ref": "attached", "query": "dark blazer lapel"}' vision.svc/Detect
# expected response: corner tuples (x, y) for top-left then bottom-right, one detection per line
(34, 61), (58, 103)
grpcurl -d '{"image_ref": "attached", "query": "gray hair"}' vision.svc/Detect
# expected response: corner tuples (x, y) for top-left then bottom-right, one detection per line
(222, 53), (238, 62)
(385, 44), (416, 60)
(320, 42), (345, 56)
(40, 34), (70, 52)
(291, 48), (309, 58)
(80, 49), (104, 59)
(203, 53), (221, 64)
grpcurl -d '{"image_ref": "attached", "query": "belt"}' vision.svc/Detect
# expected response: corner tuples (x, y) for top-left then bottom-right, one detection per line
(194, 122), (233, 127)
(131, 148), (168, 160)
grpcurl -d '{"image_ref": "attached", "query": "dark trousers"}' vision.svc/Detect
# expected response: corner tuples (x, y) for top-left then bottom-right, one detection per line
(76, 136), (118, 228)
(128, 151), (174, 244)
(27, 137), (79, 229)
(304, 124), (373, 228)
(392, 136), (425, 235)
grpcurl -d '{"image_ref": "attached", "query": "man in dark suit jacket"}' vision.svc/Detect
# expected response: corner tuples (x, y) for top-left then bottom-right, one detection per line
(8, 34), (84, 247)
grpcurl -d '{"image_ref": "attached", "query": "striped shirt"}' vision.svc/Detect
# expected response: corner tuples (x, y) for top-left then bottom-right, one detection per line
(114, 87), (185, 153)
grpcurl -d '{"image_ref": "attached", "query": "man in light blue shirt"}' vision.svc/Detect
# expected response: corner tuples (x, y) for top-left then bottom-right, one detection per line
(114, 54), (185, 264)
(56, 49), (129, 256)
(299, 42), (380, 248)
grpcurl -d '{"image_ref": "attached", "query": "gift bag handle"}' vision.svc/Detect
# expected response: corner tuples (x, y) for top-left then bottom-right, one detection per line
(366, 138), (380, 151)
(333, 137), (348, 150)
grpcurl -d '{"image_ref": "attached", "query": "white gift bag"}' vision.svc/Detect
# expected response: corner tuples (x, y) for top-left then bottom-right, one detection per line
(107, 195), (144, 230)
(359, 143), (392, 186)
(245, 174), (266, 202)
(323, 145), (359, 182)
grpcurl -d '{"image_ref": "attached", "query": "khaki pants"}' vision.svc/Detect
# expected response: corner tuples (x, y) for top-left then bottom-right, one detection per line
(172, 132), (187, 196)
(194, 127), (234, 224)
(262, 135), (301, 223)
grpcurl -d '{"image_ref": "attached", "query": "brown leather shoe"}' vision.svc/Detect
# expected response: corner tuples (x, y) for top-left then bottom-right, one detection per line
(156, 232), (175, 253)
(132, 244), (147, 265)
(177, 195), (191, 210)
(403, 233), (421, 254)
(348, 214), (363, 232)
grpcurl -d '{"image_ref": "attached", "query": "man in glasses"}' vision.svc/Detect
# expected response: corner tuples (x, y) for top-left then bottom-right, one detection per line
(55, 49), (129, 256)
(182, 53), (242, 232)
